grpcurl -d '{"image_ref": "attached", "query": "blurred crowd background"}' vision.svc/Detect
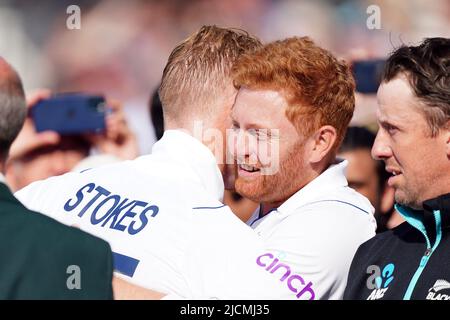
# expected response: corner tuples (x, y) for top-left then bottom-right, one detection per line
(1, 0), (449, 154)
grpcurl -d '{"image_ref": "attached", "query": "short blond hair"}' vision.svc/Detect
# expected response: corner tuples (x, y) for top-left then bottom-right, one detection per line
(159, 25), (262, 126)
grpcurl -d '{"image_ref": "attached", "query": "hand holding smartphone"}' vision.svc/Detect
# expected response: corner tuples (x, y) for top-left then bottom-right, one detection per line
(31, 93), (107, 134)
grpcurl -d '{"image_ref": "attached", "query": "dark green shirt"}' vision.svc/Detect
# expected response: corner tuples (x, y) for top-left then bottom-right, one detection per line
(0, 182), (113, 299)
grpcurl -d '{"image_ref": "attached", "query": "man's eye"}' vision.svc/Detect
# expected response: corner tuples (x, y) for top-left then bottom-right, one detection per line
(387, 125), (398, 134)
(254, 130), (270, 141)
(383, 123), (398, 135)
(256, 130), (266, 137)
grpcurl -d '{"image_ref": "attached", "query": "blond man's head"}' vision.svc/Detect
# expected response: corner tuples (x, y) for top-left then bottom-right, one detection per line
(159, 25), (262, 129)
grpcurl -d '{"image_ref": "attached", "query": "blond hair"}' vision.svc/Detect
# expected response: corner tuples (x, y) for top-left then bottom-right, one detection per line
(159, 25), (262, 127)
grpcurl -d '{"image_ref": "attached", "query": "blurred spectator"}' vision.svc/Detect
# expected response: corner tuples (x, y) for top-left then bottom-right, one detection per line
(0, 4), (53, 91)
(0, 56), (113, 300)
(6, 90), (139, 191)
(339, 126), (404, 232)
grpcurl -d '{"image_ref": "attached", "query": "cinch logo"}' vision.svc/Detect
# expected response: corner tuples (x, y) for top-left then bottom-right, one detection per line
(426, 279), (450, 300)
(256, 253), (315, 300)
(366, 263), (395, 300)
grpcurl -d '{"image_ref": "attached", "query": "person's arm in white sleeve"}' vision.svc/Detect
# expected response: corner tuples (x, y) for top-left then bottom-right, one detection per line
(178, 206), (291, 300)
(15, 173), (81, 226)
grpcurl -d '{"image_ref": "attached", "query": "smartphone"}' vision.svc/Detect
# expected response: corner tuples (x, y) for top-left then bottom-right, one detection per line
(352, 59), (386, 94)
(31, 93), (107, 134)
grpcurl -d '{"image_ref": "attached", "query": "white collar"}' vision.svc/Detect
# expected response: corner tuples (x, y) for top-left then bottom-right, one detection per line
(0, 173), (6, 184)
(277, 159), (348, 215)
(151, 130), (224, 201)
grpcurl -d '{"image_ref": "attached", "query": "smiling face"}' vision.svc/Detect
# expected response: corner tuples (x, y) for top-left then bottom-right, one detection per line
(228, 37), (356, 205)
(372, 75), (450, 209)
(229, 88), (314, 204)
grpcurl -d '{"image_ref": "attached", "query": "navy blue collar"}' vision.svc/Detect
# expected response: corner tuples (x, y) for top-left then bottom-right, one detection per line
(423, 193), (450, 230)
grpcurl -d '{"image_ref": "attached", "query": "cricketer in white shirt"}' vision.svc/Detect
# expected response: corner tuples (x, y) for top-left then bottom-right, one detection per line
(246, 158), (377, 299)
(16, 129), (375, 299)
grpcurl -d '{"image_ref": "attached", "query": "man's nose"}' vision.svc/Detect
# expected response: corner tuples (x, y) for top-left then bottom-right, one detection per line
(230, 129), (249, 161)
(371, 131), (391, 161)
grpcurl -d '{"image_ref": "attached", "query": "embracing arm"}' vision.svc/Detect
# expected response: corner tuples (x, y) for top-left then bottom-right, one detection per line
(112, 276), (166, 300)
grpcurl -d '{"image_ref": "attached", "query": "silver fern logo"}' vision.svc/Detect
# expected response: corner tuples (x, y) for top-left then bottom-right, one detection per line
(427, 279), (450, 300)
(430, 279), (450, 292)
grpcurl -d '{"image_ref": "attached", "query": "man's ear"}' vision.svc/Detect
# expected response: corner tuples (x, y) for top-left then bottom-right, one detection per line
(309, 125), (337, 164)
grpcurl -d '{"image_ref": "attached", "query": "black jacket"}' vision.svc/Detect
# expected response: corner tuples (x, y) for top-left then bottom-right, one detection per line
(0, 182), (114, 299)
(344, 193), (450, 300)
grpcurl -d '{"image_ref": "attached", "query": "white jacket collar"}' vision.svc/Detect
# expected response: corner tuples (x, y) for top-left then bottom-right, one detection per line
(277, 159), (349, 215)
(151, 130), (224, 201)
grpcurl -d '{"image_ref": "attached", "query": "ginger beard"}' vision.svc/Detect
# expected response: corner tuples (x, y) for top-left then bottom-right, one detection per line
(235, 139), (309, 204)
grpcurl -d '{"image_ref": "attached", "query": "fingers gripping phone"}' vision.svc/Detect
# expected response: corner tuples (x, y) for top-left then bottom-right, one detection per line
(31, 93), (107, 134)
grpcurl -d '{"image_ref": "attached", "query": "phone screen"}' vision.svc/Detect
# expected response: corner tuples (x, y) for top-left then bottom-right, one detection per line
(32, 94), (106, 134)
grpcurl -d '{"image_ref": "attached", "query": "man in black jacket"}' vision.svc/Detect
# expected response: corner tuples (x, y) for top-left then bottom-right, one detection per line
(0, 57), (114, 299)
(344, 37), (450, 300)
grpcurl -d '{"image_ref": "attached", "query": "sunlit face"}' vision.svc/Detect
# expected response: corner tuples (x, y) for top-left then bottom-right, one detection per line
(372, 75), (449, 209)
(229, 88), (312, 204)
